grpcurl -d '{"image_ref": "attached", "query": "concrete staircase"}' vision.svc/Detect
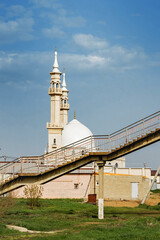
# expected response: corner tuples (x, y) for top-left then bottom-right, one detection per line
(0, 111), (160, 195)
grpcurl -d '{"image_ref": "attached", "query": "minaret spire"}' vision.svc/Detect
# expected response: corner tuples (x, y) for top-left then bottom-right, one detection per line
(62, 68), (67, 91)
(52, 47), (60, 73)
(60, 68), (69, 127)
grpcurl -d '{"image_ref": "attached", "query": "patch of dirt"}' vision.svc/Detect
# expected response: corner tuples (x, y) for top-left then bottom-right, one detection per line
(104, 200), (140, 207)
(145, 192), (160, 206)
(104, 192), (160, 207)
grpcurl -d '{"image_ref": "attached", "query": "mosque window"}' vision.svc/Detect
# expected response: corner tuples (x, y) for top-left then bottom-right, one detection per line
(115, 163), (118, 168)
(74, 183), (79, 189)
(56, 83), (59, 88)
(53, 138), (56, 145)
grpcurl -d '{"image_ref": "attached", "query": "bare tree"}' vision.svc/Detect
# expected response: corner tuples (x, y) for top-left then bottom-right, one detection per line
(23, 184), (43, 209)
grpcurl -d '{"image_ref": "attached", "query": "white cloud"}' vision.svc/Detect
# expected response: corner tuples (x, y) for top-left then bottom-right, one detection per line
(7, 5), (26, 18)
(0, 38), (155, 90)
(58, 15), (86, 28)
(40, 10), (86, 29)
(0, 51), (52, 88)
(60, 54), (106, 70)
(73, 34), (108, 50)
(72, 33), (149, 72)
(30, 0), (61, 9)
(42, 26), (65, 38)
(0, 17), (34, 43)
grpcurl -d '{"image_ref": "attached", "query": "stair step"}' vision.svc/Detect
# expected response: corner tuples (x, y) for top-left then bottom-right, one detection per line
(119, 144), (124, 147)
(115, 147), (120, 150)
(137, 136), (141, 139)
(133, 138), (138, 140)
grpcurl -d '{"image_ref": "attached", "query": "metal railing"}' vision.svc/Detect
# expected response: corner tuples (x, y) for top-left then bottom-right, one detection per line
(0, 111), (159, 185)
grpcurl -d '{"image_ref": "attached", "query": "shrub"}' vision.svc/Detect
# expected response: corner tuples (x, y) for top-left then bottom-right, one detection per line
(23, 184), (43, 209)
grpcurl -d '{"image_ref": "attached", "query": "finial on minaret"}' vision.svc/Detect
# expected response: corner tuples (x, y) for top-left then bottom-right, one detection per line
(74, 111), (76, 119)
(52, 47), (60, 73)
(62, 68), (67, 91)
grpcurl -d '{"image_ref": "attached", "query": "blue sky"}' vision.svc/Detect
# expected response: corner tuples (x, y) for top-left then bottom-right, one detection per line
(0, 0), (160, 169)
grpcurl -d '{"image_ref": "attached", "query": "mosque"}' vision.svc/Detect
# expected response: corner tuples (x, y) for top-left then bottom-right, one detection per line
(12, 49), (151, 201)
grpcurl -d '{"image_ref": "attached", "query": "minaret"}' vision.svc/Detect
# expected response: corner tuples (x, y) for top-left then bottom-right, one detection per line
(60, 68), (70, 127)
(47, 48), (63, 152)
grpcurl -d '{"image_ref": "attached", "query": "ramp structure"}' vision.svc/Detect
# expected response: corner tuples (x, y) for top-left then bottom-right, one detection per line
(0, 111), (160, 196)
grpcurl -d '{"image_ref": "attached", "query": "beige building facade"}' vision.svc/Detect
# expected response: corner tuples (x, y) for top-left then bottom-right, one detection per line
(90, 173), (150, 201)
(12, 164), (151, 201)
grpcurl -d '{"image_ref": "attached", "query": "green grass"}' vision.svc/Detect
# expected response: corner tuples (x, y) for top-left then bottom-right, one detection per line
(151, 189), (160, 194)
(0, 198), (160, 239)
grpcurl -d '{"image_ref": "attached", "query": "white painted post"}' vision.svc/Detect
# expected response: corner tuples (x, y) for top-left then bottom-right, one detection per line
(98, 198), (104, 219)
(97, 161), (105, 219)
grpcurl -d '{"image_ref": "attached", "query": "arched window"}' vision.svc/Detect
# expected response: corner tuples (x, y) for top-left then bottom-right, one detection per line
(53, 138), (56, 145)
(115, 163), (118, 168)
(56, 83), (59, 88)
(64, 99), (67, 104)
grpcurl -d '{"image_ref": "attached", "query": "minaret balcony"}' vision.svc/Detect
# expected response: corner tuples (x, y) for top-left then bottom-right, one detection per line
(60, 103), (70, 109)
(49, 87), (62, 95)
(46, 122), (63, 129)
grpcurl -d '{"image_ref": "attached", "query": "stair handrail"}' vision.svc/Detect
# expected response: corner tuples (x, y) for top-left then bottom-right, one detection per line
(109, 111), (159, 138)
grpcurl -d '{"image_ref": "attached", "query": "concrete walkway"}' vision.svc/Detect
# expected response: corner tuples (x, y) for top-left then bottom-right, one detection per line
(6, 225), (64, 234)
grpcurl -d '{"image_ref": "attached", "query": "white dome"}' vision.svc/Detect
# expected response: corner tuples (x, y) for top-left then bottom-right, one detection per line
(62, 119), (93, 146)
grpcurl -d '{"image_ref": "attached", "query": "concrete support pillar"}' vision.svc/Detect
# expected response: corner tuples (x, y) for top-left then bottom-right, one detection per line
(97, 161), (105, 219)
